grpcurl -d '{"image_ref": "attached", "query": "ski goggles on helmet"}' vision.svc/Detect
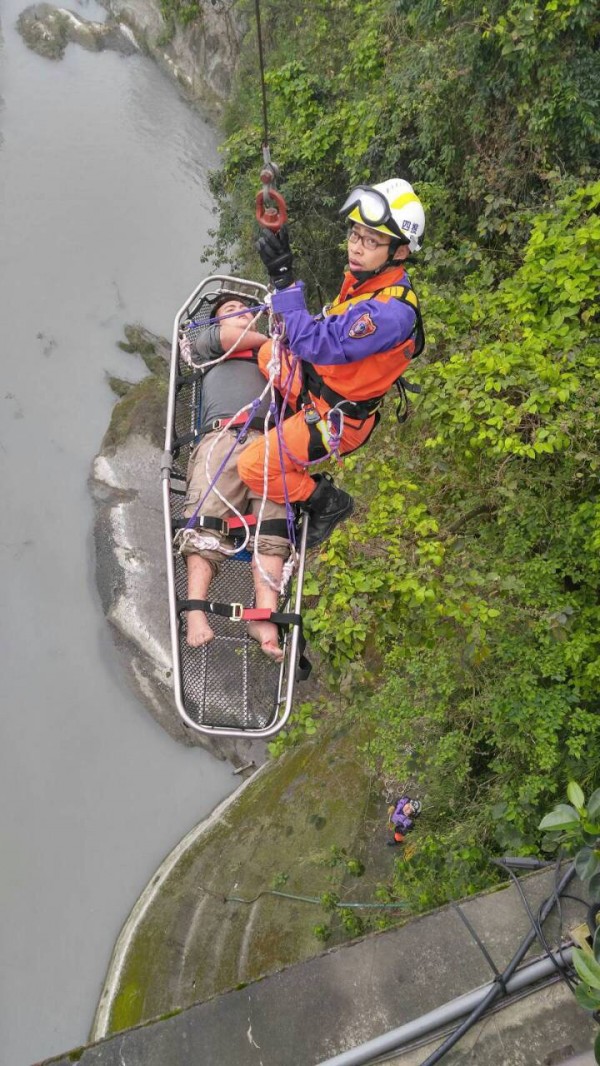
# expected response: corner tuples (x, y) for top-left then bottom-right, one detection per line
(339, 186), (408, 243)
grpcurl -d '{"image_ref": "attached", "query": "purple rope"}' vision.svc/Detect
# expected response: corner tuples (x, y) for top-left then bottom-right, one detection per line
(184, 398), (263, 531)
(186, 302), (269, 331)
(327, 408), (342, 455)
(274, 347), (335, 471)
(274, 364), (338, 469)
(270, 399), (297, 547)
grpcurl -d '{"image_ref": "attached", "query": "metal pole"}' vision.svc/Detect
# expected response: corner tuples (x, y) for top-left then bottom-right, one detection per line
(316, 948), (573, 1066)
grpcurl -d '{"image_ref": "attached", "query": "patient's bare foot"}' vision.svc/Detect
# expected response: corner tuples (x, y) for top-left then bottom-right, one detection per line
(187, 612), (215, 647)
(247, 621), (284, 663)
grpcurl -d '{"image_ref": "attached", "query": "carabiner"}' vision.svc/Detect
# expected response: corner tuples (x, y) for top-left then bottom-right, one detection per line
(256, 186), (288, 232)
(303, 403), (320, 426)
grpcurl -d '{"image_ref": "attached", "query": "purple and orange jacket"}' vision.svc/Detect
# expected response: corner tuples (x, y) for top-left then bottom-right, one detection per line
(270, 265), (421, 403)
(390, 797), (416, 833)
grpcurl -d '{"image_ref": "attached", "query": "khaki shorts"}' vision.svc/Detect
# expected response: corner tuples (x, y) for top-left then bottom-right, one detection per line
(182, 429), (291, 563)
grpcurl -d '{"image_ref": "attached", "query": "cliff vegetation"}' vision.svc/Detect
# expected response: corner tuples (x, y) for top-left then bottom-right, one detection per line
(194, 0), (599, 908)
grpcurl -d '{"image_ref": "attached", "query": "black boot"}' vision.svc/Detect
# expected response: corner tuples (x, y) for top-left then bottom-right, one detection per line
(304, 474), (354, 549)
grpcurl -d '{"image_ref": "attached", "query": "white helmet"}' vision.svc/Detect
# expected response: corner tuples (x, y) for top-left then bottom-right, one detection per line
(340, 178), (425, 253)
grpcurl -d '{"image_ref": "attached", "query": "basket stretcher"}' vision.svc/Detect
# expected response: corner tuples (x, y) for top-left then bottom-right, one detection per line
(162, 275), (310, 738)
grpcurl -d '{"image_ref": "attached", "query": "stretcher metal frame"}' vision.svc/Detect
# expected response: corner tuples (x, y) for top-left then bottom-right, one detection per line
(162, 274), (309, 738)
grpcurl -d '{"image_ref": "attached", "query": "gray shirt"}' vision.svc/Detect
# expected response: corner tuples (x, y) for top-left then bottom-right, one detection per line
(192, 324), (272, 430)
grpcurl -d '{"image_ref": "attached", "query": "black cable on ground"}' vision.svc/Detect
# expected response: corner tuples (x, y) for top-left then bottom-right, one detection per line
(544, 856), (580, 990)
(500, 862), (577, 993)
(451, 903), (504, 981)
(368, 972), (565, 1065)
(561, 893), (593, 907)
(418, 862), (577, 1066)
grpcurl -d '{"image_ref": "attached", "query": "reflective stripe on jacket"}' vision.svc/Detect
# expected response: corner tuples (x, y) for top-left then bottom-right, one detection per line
(319, 266), (422, 401)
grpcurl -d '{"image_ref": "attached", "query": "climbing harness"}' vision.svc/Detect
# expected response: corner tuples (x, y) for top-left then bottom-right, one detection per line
(299, 273), (426, 432)
(162, 274), (310, 738)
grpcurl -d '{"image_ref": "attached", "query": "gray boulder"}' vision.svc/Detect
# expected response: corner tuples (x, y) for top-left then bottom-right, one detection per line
(91, 326), (265, 768)
(17, 2), (139, 60)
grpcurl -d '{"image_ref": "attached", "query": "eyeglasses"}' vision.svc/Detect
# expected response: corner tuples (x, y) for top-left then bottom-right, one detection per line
(347, 227), (391, 251)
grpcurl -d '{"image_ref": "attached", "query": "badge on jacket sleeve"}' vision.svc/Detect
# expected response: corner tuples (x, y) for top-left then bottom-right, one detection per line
(348, 312), (377, 339)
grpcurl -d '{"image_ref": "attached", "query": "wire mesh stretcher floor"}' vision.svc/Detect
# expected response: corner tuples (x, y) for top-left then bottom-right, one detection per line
(162, 275), (310, 738)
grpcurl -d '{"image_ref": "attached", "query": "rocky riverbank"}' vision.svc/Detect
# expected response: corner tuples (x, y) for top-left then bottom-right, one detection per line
(17, 0), (245, 114)
(103, 0), (245, 113)
(17, 2), (138, 60)
(90, 326), (266, 767)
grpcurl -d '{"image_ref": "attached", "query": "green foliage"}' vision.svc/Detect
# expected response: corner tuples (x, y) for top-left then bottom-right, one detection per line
(321, 844), (347, 868)
(539, 784), (600, 883)
(207, 0), (599, 290)
(320, 891), (341, 913)
(271, 871), (289, 889)
(310, 182), (600, 895)
(266, 701), (319, 757)
(198, 0), (600, 910)
(539, 783), (600, 1028)
(319, 845), (365, 877)
(337, 908), (365, 938)
(259, 181), (600, 904)
(388, 830), (501, 911)
(159, 0), (201, 32)
(346, 858), (365, 877)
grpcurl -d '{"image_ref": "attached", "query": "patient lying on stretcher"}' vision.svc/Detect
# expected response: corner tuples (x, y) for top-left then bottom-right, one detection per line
(179, 296), (290, 662)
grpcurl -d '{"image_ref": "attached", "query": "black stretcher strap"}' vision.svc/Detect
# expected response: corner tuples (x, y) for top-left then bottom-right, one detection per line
(172, 514), (226, 533)
(172, 515), (293, 539)
(171, 417), (266, 455)
(177, 600), (302, 625)
(177, 600), (312, 679)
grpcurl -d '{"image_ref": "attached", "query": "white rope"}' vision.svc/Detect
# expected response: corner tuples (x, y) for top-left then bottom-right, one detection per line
(250, 324), (298, 595)
(175, 303), (270, 558)
(179, 306), (266, 372)
(177, 294), (298, 594)
(174, 529), (222, 554)
(179, 330), (194, 366)
(199, 388), (269, 557)
(281, 553), (297, 589)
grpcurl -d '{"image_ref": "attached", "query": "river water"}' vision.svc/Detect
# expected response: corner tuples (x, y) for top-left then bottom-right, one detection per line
(0, 7), (236, 1065)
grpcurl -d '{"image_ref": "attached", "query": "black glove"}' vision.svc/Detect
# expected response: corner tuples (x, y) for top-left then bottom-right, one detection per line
(256, 225), (294, 290)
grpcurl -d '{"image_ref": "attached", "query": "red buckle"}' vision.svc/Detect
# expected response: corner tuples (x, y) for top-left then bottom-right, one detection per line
(242, 608), (273, 621)
(227, 515), (257, 531)
(213, 414), (249, 430)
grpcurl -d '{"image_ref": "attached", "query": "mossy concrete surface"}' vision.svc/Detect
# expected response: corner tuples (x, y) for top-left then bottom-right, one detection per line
(92, 722), (396, 1039)
(39, 868), (595, 1065)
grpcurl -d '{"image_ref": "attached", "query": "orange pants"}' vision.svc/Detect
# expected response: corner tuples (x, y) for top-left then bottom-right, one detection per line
(237, 347), (376, 504)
